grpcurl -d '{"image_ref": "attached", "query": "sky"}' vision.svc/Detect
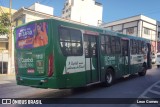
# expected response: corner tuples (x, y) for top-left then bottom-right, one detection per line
(1, 0), (160, 23)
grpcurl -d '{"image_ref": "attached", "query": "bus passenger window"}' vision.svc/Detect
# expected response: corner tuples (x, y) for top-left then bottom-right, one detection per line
(138, 41), (142, 54)
(100, 35), (105, 54)
(131, 39), (137, 54)
(106, 45), (111, 54)
(142, 42), (148, 54)
(111, 36), (121, 54)
(60, 28), (70, 41)
(111, 37), (116, 54)
(59, 26), (83, 56)
(84, 36), (89, 57)
(123, 49), (128, 56)
(61, 42), (70, 55)
(115, 37), (121, 53)
(122, 40), (128, 56)
(100, 35), (111, 55)
(90, 37), (96, 56)
(101, 44), (105, 54)
(91, 44), (96, 56)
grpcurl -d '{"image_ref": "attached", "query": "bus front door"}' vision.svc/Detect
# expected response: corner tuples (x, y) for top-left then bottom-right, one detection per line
(84, 35), (99, 83)
(121, 39), (130, 75)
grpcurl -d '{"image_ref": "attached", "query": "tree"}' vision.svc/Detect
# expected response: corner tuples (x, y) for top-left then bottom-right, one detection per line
(0, 13), (10, 35)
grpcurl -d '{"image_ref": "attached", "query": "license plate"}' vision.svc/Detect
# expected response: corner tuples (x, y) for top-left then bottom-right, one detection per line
(27, 69), (35, 73)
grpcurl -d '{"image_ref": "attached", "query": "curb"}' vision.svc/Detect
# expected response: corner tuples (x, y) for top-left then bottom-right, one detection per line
(0, 73), (15, 76)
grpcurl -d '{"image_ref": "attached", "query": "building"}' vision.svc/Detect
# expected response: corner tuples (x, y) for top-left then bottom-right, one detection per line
(0, 6), (17, 16)
(101, 15), (159, 54)
(29, 3), (54, 16)
(7, 3), (54, 74)
(62, 0), (103, 26)
(12, 3), (54, 27)
(0, 6), (16, 74)
(157, 21), (160, 52)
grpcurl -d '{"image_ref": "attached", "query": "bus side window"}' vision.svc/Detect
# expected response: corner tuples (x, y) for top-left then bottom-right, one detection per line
(139, 40), (142, 54)
(59, 28), (71, 56)
(61, 42), (70, 55)
(100, 35), (105, 54)
(115, 37), (121, 53)
(122, 47), (126, 56)
(142, 43), (148, 54)
(124, 50), (128, 56)
(59, 26), (83, 56)
(122, 40), (128, 56)
(130, 39), (133, 54)
(122, 47), (125, 56)
(111, 36), (116, 54)
(70, 29), (82, 55)
(90, 37), (96, 56)
(131, 39), (137, 54)
(105, 35), (111, 54)
(100, 35), (111, 55)
(84, 36), (89, 57)
(142, 41), (144, 53)
(136, 40), (140, 54)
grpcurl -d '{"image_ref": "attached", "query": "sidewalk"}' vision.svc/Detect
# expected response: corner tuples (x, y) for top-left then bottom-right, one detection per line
(0, 74), (16, 84)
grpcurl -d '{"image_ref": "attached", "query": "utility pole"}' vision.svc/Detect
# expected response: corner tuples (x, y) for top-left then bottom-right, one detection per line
(8, 0), (12, 74)
(2, 49), (3, 74)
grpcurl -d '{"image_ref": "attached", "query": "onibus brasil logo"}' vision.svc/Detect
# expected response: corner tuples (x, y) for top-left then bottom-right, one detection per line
(2, 99), (42, 104)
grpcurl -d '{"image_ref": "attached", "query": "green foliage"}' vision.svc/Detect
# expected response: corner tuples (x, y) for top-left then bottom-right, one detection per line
(0, 13), (10, 35)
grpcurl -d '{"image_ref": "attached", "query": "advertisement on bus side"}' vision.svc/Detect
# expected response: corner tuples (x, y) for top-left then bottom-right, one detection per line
(16, 22), (48, 49)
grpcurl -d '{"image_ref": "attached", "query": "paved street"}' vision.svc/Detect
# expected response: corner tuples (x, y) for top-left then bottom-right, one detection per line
(0, 74), (60, 98)
(0, 66), (160, 107)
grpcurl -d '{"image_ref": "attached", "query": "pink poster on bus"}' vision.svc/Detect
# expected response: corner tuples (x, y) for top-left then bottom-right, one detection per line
(16, 22), (48, 49)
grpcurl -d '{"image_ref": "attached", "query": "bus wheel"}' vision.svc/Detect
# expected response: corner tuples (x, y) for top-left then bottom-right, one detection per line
(138, 67), (146, 76)
(157, 65), (160, 68)
(103, 68), (114, 87)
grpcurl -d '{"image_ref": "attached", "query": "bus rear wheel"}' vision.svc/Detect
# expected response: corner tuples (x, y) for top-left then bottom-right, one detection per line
(103, 68), (114, 87)
(138, 66), (146, 76)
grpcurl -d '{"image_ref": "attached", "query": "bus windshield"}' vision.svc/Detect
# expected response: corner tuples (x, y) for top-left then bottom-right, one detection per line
(15, 22), (48, 49)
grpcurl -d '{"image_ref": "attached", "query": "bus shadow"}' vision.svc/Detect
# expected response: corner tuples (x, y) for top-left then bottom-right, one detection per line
(26, 74), (141, 98)
(65, 69), (157, 97)
(71, 74), (140, 94)
(113, 74), (139, 85)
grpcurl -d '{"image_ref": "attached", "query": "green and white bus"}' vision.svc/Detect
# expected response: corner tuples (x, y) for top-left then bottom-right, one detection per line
(14, 18), (152, 89)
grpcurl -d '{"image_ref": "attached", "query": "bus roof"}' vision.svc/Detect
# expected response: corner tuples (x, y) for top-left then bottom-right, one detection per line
(14, 18), (151, 43)
(118, 33), (150, 42)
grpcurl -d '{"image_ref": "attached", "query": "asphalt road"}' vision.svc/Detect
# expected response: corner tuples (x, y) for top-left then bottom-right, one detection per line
(0, 66), (160, 107)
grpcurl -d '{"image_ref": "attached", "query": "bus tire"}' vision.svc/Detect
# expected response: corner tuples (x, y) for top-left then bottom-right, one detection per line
(157, 65), (160, 68)
(138, 66), (146, 76)
(103, 68), (114, 87)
